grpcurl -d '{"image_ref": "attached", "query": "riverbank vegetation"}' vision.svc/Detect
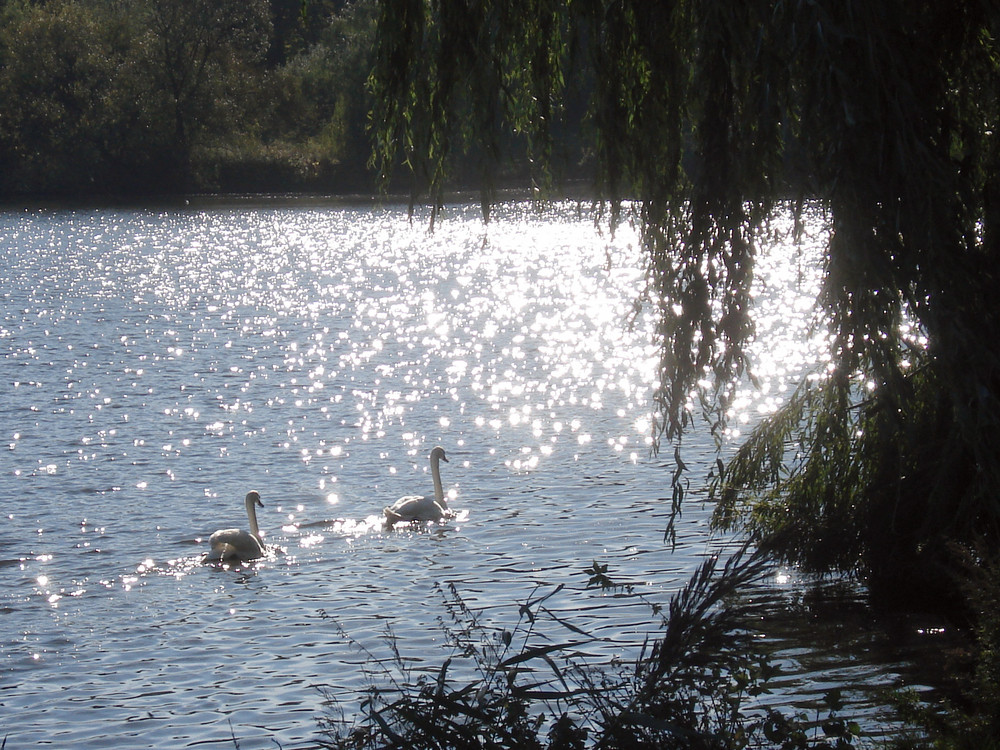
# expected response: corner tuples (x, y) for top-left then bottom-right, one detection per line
(0, 0), (558, 200)
(0, 0), (380, 198)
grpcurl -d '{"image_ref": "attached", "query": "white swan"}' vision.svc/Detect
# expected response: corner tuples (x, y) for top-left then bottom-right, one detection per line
(205, 491), (266, 563)
(384, 446), (452, 526)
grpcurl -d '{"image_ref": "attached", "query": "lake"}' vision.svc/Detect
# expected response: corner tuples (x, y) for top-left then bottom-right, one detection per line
(0, 199), (939, 747)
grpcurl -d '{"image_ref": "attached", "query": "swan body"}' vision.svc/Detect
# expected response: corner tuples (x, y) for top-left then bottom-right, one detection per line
(384, 446), (452, 526)
(206, 491), (266, 563)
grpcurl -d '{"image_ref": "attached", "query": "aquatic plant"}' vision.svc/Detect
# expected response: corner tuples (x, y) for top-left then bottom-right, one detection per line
(318, 546), (863, 749)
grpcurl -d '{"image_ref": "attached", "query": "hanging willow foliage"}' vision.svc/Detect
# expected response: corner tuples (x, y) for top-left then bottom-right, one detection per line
(370, 0), (1000, 596)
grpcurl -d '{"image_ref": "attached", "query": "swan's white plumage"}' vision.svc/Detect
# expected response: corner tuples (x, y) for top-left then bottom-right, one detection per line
(384, 446), (452, 525)
(205, 491), (266, 563)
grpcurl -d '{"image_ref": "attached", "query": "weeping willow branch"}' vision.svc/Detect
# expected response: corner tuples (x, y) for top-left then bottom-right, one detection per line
(370, 0), (1000, 594)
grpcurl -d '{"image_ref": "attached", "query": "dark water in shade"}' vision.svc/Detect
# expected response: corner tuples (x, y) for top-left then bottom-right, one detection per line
(0, 201), (941, 747)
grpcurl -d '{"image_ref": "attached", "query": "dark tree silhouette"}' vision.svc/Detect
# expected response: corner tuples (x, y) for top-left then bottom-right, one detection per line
(369, 0), (1000, 603)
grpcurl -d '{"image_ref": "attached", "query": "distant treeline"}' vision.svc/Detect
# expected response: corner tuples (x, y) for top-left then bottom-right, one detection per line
(0, 0), (382, 198)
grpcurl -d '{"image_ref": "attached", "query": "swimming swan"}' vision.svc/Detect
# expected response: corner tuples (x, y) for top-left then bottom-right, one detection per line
(205, 491), (266, 563)
(384, 446), (452, 526)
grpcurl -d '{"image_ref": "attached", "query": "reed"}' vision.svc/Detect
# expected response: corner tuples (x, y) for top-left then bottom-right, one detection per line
(317, 545), (862, 749)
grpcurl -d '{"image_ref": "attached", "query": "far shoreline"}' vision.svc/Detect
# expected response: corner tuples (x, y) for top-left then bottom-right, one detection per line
(0, 183), (603, 214)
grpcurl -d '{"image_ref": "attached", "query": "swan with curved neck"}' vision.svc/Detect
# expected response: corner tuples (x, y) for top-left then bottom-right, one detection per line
(384, 446), (452, 525)
(205, 491), (266, 563)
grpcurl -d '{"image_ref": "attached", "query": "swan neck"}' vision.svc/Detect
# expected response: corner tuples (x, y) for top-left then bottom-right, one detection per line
(430, 455), (445, 505)
(246, 495), (261, 538)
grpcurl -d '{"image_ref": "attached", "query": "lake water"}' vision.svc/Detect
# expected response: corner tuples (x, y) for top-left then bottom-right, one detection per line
(0, 200), (940, 747)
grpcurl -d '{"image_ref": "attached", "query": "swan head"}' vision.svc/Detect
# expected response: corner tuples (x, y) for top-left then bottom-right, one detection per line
(430, 446), (448, 463)
(246, 490), (263, 508)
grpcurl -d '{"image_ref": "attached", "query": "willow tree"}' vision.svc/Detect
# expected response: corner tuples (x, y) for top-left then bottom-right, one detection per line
(369, 0), (1000, 604)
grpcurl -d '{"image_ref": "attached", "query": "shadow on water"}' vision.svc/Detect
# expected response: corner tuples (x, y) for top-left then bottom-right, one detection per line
(735, 570), (967, 735)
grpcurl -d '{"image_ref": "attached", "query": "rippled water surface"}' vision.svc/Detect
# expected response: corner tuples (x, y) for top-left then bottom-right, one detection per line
(1, 201), (927, 747)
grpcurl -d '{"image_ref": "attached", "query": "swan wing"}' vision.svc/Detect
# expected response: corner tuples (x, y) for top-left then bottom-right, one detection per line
(207, 528), (264, 562)
(209, 528), (240, 545)
(205, 541), (238, 563)
(384, 495), (447, 523)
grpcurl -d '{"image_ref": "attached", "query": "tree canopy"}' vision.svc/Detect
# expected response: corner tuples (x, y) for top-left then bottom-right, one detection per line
(370, 0), (1000, 604)
(0, 0), (377, 196)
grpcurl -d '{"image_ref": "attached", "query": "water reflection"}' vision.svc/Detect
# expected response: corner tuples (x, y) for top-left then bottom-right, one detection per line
(738, 571), (958, 736)
(0, 200), (904, 748)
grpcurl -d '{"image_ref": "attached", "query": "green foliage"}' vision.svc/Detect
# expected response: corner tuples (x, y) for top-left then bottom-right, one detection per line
(711, 374), (867, 576)
(711, 352), (1000, 606)
(885, 550), (1000, 750)
(206, 2), (377, 193)
(267, 0), (347, 66)
(368, 1), (784, 436)
(965, 553), (1000, 742)
(117, 0), (271, 185)
(368, 0), (570, 218)
(0, 0), (376, 196)
(0, 0), (161, 193)
(261, 1), (376, 165)
(319, 581), (590, 750)
(0, 0), (269, 193)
